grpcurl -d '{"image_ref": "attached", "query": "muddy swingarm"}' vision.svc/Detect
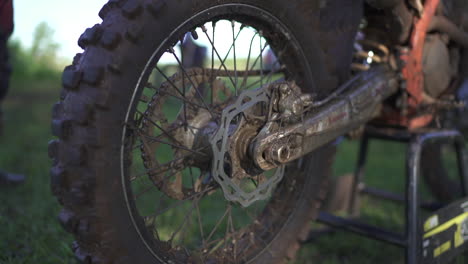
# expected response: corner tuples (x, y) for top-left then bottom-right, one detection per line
(251, 66), (399, 171)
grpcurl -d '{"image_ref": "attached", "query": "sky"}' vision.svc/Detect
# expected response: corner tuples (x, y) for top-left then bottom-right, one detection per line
(12, 0), (265, 63)
(13, 0), (108, 60)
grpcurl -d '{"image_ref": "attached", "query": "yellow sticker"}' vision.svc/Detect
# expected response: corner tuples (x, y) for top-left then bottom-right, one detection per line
(424, 215), (439, 232)
(434, 241), (451, 258)
(424, 212), (468, 240)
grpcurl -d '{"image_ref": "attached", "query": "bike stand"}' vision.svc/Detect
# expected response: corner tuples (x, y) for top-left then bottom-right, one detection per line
(306, 126), (468, 264)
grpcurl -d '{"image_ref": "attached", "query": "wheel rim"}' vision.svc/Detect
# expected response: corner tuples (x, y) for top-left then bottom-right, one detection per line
(120, 4), (314, 263)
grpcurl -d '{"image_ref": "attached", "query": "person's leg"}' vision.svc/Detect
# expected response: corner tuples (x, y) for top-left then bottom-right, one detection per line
(0, 33), (11, 135)
(0, 32), (24, 186)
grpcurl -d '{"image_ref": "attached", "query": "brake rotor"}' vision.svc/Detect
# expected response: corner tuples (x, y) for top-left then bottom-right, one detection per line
(210, 86), (285, 207)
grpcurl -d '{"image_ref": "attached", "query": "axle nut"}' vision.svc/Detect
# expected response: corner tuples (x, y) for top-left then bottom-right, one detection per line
(270, 145), (291, 164)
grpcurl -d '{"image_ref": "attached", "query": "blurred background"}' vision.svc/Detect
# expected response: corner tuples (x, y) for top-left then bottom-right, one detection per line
(13, 0), (107, 62)
(0, 1), (452, 263)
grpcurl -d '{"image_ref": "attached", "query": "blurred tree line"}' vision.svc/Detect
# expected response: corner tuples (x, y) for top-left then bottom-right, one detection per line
(8, 22), (61, 80)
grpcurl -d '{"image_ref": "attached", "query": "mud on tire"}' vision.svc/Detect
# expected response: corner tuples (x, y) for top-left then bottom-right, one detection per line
(49, 0), (362, 263)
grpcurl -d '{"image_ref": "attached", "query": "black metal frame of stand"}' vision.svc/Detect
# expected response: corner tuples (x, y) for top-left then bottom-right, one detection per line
(307, 126), (468, 264)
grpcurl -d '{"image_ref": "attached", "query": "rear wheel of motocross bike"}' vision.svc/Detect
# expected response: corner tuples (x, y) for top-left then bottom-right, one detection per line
(49, 0), (361, 263)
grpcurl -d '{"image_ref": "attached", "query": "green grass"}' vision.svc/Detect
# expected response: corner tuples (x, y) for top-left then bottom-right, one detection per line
(294, 139), (465, 264)
(294, 140), (408, 264)
(0, 73), (77, 263)
(0, 66), (463, 263)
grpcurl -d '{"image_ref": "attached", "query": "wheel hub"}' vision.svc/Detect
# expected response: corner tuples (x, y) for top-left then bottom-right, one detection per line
(210, 86), (285, 207)
(140, 68), (231, 200)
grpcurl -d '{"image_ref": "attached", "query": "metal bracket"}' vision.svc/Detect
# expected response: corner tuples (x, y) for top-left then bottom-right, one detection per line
(305, 126), (468, 264)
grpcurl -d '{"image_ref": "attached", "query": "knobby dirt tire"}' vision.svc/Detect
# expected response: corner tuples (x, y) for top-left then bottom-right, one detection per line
(49, 0), (362, 263)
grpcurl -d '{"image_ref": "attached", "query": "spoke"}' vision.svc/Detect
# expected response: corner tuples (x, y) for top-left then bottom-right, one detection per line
(250, 178), (258, 188)
(211, 22), (216, 105)
(155, 66), (186, 98)
(135, 182), (158, 199)
(210, 23), (244, 89)
(148, 83), (218, 115)
(234, 217), (274, 259)
(243, 47), (284, 91)
(136, 109), (183, 145)
(238, 39), (272, 92)
(137, 131), (206, 157)
(154, 189), (170, 218)
(206, 205), (234, 255)
(133, 145), (210, 179)
(203, 228), (239, 254)
(207, 24), (245, 102)
(132, 122), (200, 151)
(229, 209), (237, 261)
(242, 67), (281, 91)
(257, 46), (286, 89)
(189, 166), (195, 189)
(219, 26), (243, 70)
(201, 26), (237, 89)
(205, 204), (231, 244)
(241, 207), (260, 225)
(232, 21), (238, 96)
(170, 48), (216, 119)
(261, 61), (281, 87)
(196, 199), (206, 248)
(137, 124), (156, 157)
(240, 32), (259, 90)
(169, 197), (198, 244)
(153, 67), (219, 119)
(134, 168), (182, 198)
(136, 156), (184, 179)
(247, 40), (269, 78)
(223, 205), (236, 254)
(152, 186), (217, 218)
(182, 43), (188, 131)
(143, 216), (161, 241)
(260, 37), (264, 87)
